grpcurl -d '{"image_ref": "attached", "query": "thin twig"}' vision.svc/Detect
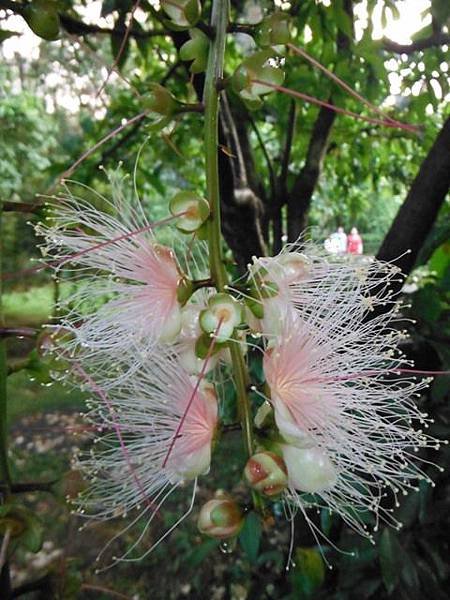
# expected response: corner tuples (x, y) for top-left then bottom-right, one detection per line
(10, 481), (56, 494)
(54, 110), (149, 188)
(96, 0), (142, 98)
(0, 528), (12, 574)
(248, 116), (277, 199)
(288, 43), (399, 126)
(0, 328), (38, 339)
(81, 584), (132, 600)
(253, 79), (420, 133)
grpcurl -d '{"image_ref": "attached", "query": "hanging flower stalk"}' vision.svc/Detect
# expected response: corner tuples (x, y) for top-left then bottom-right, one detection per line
(36, 0), (444, 567)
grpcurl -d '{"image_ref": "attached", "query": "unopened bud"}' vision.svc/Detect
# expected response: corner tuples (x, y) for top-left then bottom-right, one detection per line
(197, 493), (244, 539)
(162, 0), (201, 29)
(282, 445), (337, 493)
(180, 28), (209, 73)
(199, 293), (243, 343)
(232, 51), (285, 110)
(144, 83), (179, 117)
(244, 451), (288, 497)
(169, 191), (210, 233)
(258, 12), (291, 47)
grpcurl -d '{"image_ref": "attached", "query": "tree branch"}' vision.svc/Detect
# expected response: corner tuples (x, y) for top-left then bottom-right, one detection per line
(10, 481), (55, 494)
(382, 32), (450, 54)
(273, 100), (296, 253)
(0, 2), (167, 39)
(0, 201), (41, 214)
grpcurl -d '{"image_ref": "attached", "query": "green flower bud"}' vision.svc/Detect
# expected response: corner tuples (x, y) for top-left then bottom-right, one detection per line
(180, 28), (209, 73)
(169, 191), (210, 233)
(24, 0), (60, 41)
(258, 13), (291, 47)
(197, 492), (244, 539)
(162, 0), (202, 29)
(199, 293), (243, 343)
(232, 51), (285, 110)
(244, 451), (288, 497)
(143, 83), (179, 117)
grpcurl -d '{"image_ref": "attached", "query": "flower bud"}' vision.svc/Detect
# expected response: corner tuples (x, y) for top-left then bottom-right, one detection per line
(281, 445), (337, 493)
(258, 13), (291, 47)
(197, 493), (244, 539)
(277, 252), (311, 285)
(169, 191), (210, 233)
(143, 83), (179, 117)
(244, 451), (288, 497)
(199, 293), (243, 343)
(232, 51), (285, 110)
(162, 0), (202, 29)
(180, 28), (209, 73)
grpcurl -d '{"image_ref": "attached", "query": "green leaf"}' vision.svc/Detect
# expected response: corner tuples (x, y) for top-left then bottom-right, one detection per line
(413, 285), (442, 322)
(185, 538), (220, 568)
(379, 529), (403, 595)
(291, 547), (325, 597)
(0, 505), (43, 553)
(0, 30), (19, 44)
(238, 511), (262, 564)
(20, 514), (44, 553)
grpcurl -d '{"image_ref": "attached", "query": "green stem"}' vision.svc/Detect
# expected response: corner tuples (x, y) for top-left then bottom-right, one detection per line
(203, 0), (257, 466)
(0, 208), (11, 492)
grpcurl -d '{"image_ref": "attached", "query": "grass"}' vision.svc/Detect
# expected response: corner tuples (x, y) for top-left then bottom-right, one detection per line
(4, 284), (86, 422)
(7, 370), (86, 423)
(3, 283), (54, 327)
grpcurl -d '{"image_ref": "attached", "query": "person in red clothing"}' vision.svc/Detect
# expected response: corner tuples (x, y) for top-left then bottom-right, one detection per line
(347, 227), (363, 255)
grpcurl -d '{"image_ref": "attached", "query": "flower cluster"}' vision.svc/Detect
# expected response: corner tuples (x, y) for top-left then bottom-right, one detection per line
(37, 178), (442, 564)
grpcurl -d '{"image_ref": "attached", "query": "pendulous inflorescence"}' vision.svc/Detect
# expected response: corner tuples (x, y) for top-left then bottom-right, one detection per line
(35, 172), (444, 566)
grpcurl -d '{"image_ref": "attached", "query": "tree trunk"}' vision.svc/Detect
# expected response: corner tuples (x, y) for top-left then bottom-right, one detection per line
(287, 104), (336, 241)
(377, 116), (450, 279)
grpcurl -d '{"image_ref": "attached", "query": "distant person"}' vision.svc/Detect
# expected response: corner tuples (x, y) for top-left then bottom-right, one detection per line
(347, 227), (363, 255)
(335, 226), (347, 254)
(325, 226), (347, 255)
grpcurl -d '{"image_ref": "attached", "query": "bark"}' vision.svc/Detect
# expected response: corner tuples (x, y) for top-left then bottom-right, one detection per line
(287, 105), (336, 241)
(377, 116), (450, 280)
(286, 0), (353, 242)
(218, 94), (267, 271)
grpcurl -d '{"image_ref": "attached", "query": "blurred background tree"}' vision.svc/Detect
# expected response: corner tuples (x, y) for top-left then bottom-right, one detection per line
(0, 0), (448, 598)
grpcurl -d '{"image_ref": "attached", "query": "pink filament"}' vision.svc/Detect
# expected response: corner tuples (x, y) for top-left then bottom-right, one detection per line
(73, 363), (155, 510)
(162, 318), (224, 469)
(287, 43), (409, 130)
(2, 212), (185, 281)
(252, 79), (419, 133)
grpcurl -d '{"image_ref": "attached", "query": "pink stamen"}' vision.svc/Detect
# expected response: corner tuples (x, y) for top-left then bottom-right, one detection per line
(162, 318), (224, 469)
(73, 363), (156, 511)
(2, 212), (186, 281)
(287, 43), (408, 129)
(313, 367), (450, 384)
(252, 79), (420, 133)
